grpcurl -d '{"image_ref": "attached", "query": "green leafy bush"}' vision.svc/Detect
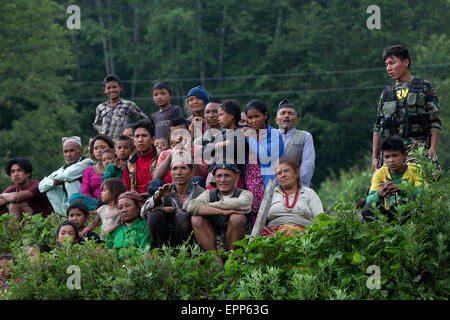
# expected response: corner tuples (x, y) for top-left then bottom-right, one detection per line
(317, 160), (372, 211)
(1, 154), (448, 300)
(111, 244), (223, 300)
(216, 153), (449, 300)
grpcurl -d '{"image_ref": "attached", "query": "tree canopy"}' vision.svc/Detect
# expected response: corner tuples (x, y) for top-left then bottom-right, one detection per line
(1, 0), (448, 190)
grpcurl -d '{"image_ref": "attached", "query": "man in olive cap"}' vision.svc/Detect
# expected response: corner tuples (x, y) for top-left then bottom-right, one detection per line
(275, 98), (315, 187)
(187, 163), (253, 265)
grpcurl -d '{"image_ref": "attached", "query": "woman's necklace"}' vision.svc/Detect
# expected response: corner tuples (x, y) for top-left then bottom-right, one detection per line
(283, 185), (299, 211)
(94, 163), (105, 175)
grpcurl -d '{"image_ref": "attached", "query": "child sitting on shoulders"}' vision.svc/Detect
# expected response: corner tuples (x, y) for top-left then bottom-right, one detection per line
(81, 178), (126, 241)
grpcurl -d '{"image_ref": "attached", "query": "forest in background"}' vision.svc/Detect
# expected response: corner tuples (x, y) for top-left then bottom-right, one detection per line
(0, 0), (448, 193)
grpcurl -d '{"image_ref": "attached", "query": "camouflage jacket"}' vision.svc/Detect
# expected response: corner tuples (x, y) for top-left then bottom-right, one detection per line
(373, 76), (441, 147)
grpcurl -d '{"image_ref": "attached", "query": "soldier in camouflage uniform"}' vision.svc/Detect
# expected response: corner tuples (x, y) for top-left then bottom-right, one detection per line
(371, 45), (441, 172)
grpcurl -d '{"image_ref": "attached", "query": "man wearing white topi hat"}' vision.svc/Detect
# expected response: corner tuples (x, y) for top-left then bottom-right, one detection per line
(38, 136), (94, 216)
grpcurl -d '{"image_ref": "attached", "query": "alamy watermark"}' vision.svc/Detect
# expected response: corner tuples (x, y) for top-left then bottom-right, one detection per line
(66, 265), (81, 290)
(366, 265), (381, 289)
(169, 123), (280, 166)
(64, 5), (381, 32)
(366, 5), (381, 30)
(66, 5), (81, 30)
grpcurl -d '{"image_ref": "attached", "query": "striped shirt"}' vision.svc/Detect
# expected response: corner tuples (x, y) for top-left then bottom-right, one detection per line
(93, 98), (149, 140)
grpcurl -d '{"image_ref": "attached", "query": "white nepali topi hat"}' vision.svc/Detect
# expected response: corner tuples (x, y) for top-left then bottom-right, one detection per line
(62, 136), (82, 147)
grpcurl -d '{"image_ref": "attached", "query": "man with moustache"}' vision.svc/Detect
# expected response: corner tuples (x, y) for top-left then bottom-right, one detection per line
(275, 98), (316, 187)
(187, 164), (253, 265)
(39, 136), (94, 216)
(141, 154), (205, 248)
(193, 101), (222, 146)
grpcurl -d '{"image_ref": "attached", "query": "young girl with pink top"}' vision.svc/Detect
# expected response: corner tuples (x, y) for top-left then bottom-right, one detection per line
(81, 178), (126, 241)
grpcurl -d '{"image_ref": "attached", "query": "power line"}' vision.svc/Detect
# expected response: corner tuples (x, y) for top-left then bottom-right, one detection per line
(62, 62), (450, 85)
(65, 84), (387, 103)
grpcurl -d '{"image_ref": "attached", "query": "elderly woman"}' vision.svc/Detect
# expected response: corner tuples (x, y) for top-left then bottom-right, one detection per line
(105, 191), (152, 258)
(262, 157), (324, 236)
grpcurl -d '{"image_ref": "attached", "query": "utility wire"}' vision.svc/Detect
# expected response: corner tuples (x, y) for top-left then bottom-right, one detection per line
(62, 62), (450, 85)
(66, 84), (387, 102)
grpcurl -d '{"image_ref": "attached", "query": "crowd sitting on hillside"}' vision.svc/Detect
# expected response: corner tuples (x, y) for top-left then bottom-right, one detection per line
(0, 74), (431, 280)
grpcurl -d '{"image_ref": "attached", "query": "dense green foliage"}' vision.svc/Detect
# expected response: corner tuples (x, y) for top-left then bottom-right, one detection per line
(0, 0), (448, 191)
(1, 155), (448, 300)
(0, 1), (448, 300)
(216, 154), (449, 300)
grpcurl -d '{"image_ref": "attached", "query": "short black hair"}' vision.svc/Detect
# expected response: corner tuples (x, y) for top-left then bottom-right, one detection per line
(5, 157), (33, 178)
(381, 135), (406, 154)
(0, 254), (15, 262)
(101, 178), (127, 203)
(132, 119), (156, 137)
(383, 45), (411, 69)
(67, 199), (90, 218)
(170, 117), (190, 130)
(103, 74), (122, 86)
(56, 221), (80, 243)
(219, 100), (242, 126)
(90, 134), (115, 152)
(102, 149), (117, 158)
(152, 80), (173, 95)
(116, 135), (134, 148)
(26, 241), (51, 254)
(245, 99), (270, 123)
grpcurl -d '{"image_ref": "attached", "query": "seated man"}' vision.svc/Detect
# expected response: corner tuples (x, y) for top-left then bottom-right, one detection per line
(39, 137), (94, 216)
(187, 164), (253, 265)
(0, 158), (53, 222)
(362, 135), (422, 223)
(140, 155), (205, 248)
(122, 119), (158, 198)
(148, 117), (208, 196)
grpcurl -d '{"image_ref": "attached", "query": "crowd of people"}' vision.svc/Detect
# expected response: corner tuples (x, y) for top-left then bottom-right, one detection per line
(0, 44), (442, 290)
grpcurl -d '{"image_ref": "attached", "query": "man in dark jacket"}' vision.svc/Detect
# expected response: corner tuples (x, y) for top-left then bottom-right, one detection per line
(140, 156), (205, 248)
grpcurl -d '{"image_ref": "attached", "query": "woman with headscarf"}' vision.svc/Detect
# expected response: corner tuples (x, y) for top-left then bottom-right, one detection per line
(105, 191), (152, 258)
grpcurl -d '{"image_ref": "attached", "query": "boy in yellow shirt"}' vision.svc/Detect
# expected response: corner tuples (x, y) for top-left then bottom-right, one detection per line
(363, 135), (422, 222)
